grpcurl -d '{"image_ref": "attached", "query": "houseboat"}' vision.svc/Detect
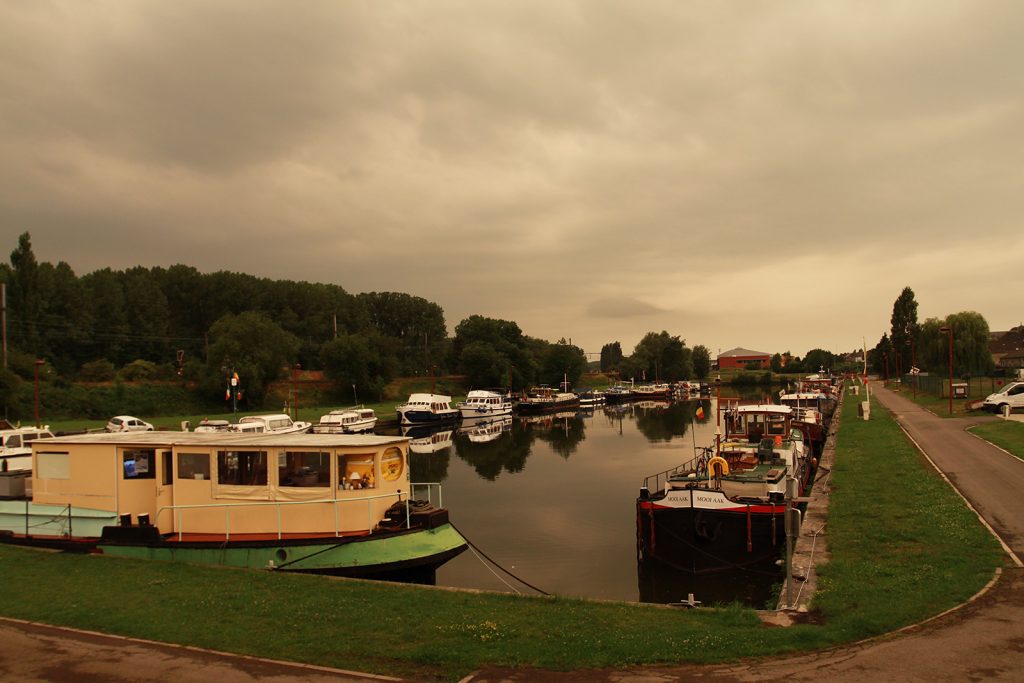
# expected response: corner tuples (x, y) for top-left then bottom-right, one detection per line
(313, 407), (378, 434)
(457, 389), (513, 418)
(636, 404), (816, 573)
(0, 431), (467, 581)
(396, 394), (460, 426)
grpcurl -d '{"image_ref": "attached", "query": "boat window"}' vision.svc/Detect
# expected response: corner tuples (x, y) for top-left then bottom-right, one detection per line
(178, 453), (210, 480)
(380, 447), (404, 482)
(279, 451), (329, 487)
(123, 449), (156, 480)
(217, 450), (268, 486)
(339, 453), (375, 490)
(5, 435), (20, 448)
(766, 415), (787, 435)
(37, 451), (70, 479)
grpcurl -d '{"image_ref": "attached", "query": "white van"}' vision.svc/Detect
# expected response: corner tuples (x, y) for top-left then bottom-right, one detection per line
(982, 381), (1024, 413)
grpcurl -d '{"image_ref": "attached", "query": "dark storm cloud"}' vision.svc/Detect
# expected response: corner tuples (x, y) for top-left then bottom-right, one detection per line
(2, 1), (1023, 355)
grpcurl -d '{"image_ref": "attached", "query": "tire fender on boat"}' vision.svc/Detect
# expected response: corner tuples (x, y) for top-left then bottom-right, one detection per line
(707, 456), (730, 478)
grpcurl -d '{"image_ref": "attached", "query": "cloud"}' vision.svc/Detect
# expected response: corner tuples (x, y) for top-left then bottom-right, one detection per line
(586, 297), (668, 319)
(2, 1), (1023, 357)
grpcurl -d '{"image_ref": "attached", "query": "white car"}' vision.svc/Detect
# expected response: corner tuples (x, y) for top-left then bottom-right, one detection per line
(106, 415), (155, 432)
(982, 381), (1024, 414)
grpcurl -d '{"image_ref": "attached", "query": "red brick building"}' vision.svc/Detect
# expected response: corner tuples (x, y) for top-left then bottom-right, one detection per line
(717, 347), (771, 370)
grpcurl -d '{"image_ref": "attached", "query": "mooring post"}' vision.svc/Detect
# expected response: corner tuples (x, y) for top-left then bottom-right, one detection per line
(784, 474), (797, 609)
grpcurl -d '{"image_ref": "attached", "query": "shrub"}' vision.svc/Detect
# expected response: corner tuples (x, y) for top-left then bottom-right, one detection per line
(119, 360), (159, 381)
(79, 359), (116, 382)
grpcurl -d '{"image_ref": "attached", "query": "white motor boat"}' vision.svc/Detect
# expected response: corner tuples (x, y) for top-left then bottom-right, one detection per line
(313, 407), (378, 434)
(457, 390), (512, 418)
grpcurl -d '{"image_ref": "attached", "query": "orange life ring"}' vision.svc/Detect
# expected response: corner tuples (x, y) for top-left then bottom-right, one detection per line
(707, 456), (730, 477)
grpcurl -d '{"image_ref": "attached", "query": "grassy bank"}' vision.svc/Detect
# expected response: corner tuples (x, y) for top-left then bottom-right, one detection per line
(969, 421), (1024, 461)
(0, 390), (1005, 680)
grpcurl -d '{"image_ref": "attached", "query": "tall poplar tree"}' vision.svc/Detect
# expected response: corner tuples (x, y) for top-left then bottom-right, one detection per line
(890, 287), (919, 375)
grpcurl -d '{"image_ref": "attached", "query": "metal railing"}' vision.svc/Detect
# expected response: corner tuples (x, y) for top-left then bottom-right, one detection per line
(157, 487), (433, 542)
(641, 448), (707, 493)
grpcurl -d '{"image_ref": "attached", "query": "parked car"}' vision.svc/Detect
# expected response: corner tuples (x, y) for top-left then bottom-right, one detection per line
(982, 381), (1024, 413)
(106, 415), (154, 432)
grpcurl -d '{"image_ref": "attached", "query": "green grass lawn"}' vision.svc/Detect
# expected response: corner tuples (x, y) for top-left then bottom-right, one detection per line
(0, 389), (1006, 680)
(969, 421), (1024, 461)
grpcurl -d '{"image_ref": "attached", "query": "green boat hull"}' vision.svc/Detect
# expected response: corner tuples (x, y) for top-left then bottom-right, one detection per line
(99, 523), (468, 578)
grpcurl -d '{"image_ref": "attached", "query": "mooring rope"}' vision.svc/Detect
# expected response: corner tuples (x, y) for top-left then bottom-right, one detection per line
(450, 522), (550, 596)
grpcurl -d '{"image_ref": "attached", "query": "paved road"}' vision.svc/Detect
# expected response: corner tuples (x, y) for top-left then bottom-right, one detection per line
(0, 617), (404, 683)
(870, 383), (1024, 563)
(4, 384), (1023, 683)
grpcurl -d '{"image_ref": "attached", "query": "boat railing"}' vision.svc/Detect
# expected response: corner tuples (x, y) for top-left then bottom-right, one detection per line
(642, 447), (711, 493)
(158, 489), (423, 542)
(410, 481), (443, 509)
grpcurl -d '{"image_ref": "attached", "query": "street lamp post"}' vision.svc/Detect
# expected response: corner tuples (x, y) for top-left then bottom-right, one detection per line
(34, 359), (45, 428)
(939, 326), (953, 416)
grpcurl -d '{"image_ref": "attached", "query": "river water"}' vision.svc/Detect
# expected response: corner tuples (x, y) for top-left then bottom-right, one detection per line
(402, 394), (785, 607)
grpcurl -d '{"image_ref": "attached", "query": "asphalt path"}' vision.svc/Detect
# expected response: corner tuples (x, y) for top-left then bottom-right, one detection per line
(4, 384), (1024, 682)
(870, 383), (1024, 564)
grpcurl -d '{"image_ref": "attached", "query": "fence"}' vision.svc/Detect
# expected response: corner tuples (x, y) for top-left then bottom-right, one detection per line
(897, 374), (1009, 398)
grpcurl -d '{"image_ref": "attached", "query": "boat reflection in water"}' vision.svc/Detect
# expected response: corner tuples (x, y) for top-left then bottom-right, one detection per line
(458, 415), (513, 444)
(638, 556), (782, 608)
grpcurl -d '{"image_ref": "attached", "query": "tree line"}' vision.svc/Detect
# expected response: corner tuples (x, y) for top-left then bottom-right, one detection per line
(0, 232), (843, 420)
(868, 286), (995, 379)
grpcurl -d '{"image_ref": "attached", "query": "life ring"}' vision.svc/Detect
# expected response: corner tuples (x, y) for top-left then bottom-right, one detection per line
(707, 456), (730, 477)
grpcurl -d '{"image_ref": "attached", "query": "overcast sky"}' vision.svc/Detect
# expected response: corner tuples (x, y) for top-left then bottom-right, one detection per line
(2, 1), (1022, 360)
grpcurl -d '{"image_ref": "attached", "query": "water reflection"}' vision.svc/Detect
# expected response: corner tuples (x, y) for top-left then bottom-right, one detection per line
(638, 556), (782, 608)
(405, 393), (783, 606)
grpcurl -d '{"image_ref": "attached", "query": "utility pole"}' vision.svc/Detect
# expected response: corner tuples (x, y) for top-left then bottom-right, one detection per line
(1, 282), (6, 369)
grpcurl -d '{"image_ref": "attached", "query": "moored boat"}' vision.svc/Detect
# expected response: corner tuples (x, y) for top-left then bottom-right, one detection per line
(396, 393), (460, 426)
(457, 389), (512, 418)
(230, 413), (312, 434)
(631, 383), (672, 399)
(192, 418), (232, 433)
(636, 403), (816, 573)
(603, 383), (634, 404)
(313, 406), (378, 434)
(0, 421), (55, 473)
(515, 386), (579, 415)
(0, 431), (467, 581)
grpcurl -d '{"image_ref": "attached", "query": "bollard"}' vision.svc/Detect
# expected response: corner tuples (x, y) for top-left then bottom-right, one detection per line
(1003, 404), (1012, 419)
(861, 401), (870, 420)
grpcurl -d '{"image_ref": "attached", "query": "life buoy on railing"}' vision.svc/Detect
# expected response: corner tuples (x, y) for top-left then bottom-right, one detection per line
(707, 456), (730, 478)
